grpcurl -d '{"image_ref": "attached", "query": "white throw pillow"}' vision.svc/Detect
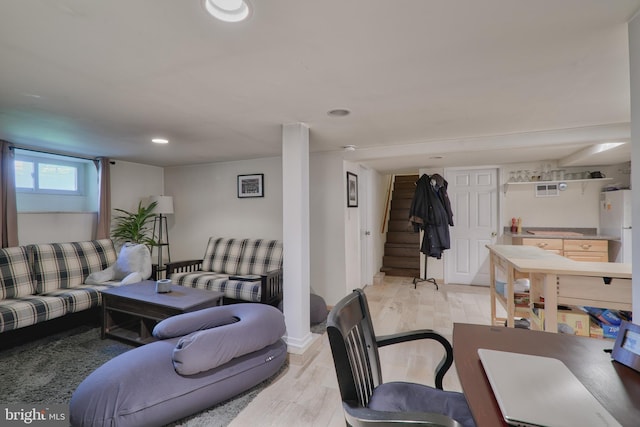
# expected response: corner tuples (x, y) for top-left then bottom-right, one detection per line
(85, 243), (152, 285)
(113, 243), (152, 280)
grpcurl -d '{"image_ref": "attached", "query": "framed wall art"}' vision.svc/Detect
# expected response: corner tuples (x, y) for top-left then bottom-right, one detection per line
(347, 171), (358, 208)
(237, 173), (264, 198)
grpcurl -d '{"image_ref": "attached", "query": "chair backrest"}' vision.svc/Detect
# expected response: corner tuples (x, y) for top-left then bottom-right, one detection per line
(327, 289), (383, 408)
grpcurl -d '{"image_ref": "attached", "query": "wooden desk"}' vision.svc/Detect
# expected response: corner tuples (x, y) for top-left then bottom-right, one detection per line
(486, 244), (632, 332)
(453, 323), (640, 427)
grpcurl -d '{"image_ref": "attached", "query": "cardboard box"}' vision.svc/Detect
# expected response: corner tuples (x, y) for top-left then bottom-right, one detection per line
(533, 305), (590, 337)
(589, 318), (604, 339)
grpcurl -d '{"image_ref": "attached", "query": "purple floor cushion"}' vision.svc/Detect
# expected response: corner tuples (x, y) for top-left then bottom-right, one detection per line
(368, 381), (476, 427)
(70, 304), (287, 427)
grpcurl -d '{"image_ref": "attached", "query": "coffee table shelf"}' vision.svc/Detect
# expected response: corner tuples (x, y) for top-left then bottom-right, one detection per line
(100, 281), (224, 346)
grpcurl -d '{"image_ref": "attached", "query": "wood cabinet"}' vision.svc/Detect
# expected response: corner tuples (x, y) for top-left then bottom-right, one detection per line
(563, 239), (608, 262)
(517, 237), (563, 254)
(512, 237), (608, 261)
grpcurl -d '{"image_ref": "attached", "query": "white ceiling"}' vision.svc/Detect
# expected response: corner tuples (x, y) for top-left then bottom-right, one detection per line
(0, 0), (638, 173)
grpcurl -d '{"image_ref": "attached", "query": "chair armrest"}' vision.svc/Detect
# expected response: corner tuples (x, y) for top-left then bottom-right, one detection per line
(258, 268), (283, 306)
(166, 259), (204, 276)
(376, 330), (453, 390)
(343, 401), (463, 427)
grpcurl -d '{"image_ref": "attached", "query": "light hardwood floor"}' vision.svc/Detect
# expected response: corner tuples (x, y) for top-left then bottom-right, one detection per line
(230, 277), (506, 427)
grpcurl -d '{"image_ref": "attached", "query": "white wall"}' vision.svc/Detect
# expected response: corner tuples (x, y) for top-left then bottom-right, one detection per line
(163, 157), (283, 262)
(17, 160), (163, 245)
(110, 161), (165, 212)
(18, 213), (97, 244)
(501, 162), (630, 230)
(308, 152), (347, 305)
(630, 13), (639, 318)
(371, 170), (387, 280)
(344, 161), (361, 295)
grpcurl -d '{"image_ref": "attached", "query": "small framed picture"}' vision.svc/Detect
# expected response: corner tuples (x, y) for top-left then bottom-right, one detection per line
(237, 174), (264, 198)
(611, 320), (640, 373)
(347, 172), (358, 208)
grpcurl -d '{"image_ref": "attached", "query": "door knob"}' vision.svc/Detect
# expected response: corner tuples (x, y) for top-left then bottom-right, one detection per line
(491, 232), (497, 237)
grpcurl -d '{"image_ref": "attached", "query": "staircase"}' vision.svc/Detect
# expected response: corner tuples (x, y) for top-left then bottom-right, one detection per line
(380, 174), (420, 278)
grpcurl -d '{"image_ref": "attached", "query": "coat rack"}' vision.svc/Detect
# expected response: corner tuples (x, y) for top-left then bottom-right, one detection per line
(413, 253), (438, 290)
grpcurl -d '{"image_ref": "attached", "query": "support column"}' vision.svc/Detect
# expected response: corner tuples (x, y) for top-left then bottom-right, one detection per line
(282, 123), (312, 352)
(630, 13), (640, 316)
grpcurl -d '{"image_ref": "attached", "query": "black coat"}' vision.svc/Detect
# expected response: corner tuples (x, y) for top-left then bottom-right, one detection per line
(408, 174), (454, 258)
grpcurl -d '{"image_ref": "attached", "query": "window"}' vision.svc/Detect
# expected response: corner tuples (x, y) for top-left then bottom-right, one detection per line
(15, 153), (84, 195)
(13, 149), (97, 213)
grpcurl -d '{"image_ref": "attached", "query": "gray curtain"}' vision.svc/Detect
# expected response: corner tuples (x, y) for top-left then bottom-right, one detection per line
(94, 157), (111, 240)
(0, 141), (18, 247)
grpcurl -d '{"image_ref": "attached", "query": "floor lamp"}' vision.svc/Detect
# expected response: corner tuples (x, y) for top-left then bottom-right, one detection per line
(150, 195), (173, 279)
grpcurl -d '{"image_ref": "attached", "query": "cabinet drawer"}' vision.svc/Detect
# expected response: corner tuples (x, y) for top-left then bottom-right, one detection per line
(521, 238), (563, 251)
(557, 275), (632, 309)
(564, 252), (608, 262)
(563, 239), (607, 252)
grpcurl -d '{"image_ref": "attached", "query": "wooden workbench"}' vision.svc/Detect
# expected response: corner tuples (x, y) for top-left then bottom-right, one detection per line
(486, 244), (632, 332)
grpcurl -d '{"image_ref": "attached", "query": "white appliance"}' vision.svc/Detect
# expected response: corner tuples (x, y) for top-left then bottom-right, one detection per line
(599, 189), (632, 263)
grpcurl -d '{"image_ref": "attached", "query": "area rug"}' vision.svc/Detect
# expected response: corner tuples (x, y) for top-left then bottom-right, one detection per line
(0, 325), (288, 427)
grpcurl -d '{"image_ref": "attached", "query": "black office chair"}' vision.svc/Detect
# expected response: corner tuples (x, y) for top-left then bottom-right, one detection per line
(327, 289), (475, 427)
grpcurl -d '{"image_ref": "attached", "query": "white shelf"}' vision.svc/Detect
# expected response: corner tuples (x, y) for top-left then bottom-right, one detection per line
(503, 178), (612, 195)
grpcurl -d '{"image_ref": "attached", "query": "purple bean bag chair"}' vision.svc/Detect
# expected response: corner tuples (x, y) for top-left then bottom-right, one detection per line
(70, 304), (287, 427)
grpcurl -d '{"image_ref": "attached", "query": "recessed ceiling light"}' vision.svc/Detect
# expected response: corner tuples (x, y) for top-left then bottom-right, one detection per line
(328, 109), (351, 117)
(343, 145), (357, 151)
(204, 0), (250, 22)
(152, 138), (169, 144)
(429, 156), (444, 159)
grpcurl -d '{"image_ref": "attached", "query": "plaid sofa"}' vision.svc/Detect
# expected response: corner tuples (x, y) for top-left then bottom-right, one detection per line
(167, 237), (283, 306)
(0, 239), (119, 333)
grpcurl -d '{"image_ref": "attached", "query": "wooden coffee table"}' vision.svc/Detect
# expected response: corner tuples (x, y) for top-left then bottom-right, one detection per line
(100, 280), (224, 346)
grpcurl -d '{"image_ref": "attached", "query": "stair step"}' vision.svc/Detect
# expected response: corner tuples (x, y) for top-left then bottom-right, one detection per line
(388, 220), (413, 232)
(384, 245), (418, 257)
(386, 232), (419, 244)
(383, 256), (419, 269)
(394, 175), (419, 183)
(380, 266), (420, 278)
(391, 199), (412, 209)
(390, 209), (410, 220)
(392, 189), (415, 199)
(393, 181), (417, 192)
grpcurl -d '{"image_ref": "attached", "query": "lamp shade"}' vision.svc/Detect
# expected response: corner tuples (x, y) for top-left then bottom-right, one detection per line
(149, 195), (174, 215)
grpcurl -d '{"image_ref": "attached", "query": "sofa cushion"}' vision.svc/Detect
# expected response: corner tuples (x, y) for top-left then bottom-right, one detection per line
(171, 272), (262, 302)
(0, 295), (67, 333)
(171, 304), (286, 375)
(43, 283), (119, 313)
(32, 239), (117, 293)
(236, 239), (283, 275)
(201, 237), (246, 274)
(0, 246), (36, 300)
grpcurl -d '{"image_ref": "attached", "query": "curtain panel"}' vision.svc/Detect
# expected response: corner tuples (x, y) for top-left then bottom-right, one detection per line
(0, 141), (18, 247)
(94, 157), (111, 240)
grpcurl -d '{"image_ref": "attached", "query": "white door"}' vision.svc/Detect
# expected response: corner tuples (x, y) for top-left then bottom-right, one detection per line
(359, 166), (373, 286)
(445, 168), (498, 286)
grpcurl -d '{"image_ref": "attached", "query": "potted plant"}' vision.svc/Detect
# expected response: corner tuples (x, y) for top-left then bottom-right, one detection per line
(111, 200), (158, 247)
